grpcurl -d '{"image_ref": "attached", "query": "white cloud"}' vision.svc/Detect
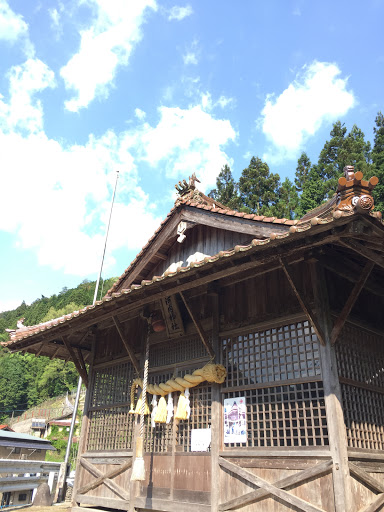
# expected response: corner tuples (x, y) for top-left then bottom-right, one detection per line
(0, 0), (28, 42)
(261, 61), (356, 162)
(183, 39), (199, 66)
(0, 60), (161, 276)
(60, 0), (157, 112)
(168, 5), (193, 21)
(0, 59), (55, 133)
(49, 7), (60, 27)
(139, 96), (236, 190)
(0, 0), (33, 55)
(183, 52), (198, 65)
(216, 95), (235, 109)
(135, 107), (146, 120)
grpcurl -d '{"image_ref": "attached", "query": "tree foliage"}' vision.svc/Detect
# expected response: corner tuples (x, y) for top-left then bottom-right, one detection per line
(208, 113), (383, 220)
(208, 164), (240, 209)
(238, 157), (280, 215)
(0, 277), (117, 421)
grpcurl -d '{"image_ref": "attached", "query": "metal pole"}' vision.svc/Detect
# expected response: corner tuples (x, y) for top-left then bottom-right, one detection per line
(93, 170), (119, 304)
(55, 170), (119, 503)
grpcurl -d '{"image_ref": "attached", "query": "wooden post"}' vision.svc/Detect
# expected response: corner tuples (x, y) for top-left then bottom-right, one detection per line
(310, 262), (351, 512)
(71, 335), (96, 508)
(211, 286), (221, 512)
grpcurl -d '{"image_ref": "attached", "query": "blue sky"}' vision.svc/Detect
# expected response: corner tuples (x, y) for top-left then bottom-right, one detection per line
(0, 0), (383, 313)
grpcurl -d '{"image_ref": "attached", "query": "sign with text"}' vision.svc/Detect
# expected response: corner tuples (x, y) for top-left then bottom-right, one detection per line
(191, 428), (211, 452)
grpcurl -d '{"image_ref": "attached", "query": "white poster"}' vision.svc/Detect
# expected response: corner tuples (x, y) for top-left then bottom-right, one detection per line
(191, 428), (211, 452)
(224, 396), (247, 444)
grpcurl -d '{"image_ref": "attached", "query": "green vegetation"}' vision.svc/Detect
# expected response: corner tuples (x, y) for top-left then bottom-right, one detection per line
(0, 277), (117, 422)
(209, 113), (384, 219)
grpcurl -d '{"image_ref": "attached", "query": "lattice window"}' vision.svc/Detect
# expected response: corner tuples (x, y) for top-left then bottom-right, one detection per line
(336, 324), (384, 388)
(177, 384), (212, 452)
(224, 382), (328, 448)
(150, 335), (209, 368)
(222, 321), (321, 389)
(87, 407), (134, 451)
(336, 324), (384, 450)
(342, 384), (384, 450)
(91, 362), (133, 407)
(87, 362), (135, 451)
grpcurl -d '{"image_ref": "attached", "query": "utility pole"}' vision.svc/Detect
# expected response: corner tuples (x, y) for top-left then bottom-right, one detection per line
(55, 170), (119, 503)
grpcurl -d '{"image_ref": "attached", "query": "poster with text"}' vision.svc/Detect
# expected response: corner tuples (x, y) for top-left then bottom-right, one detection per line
(224, 396), (247, 444)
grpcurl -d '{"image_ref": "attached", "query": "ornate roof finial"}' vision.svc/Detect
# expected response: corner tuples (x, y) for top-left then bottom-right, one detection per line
(344, 165), (355, 181)
(334, 167), (379, 216)
(175, 173), (201, 196)
(189, 172), (200, 190)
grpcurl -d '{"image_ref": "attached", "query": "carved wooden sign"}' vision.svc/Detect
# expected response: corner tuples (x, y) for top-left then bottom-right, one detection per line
(160, 295), (185, 338)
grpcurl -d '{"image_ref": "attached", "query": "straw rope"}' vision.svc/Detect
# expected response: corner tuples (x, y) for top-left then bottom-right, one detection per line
(129, 363), (226, 412)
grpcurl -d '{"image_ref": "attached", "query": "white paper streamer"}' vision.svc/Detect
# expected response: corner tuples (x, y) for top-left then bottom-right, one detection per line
(151, 395), (158, 428)
(185, 388), (190, 419)
(166, 392), (173, 424)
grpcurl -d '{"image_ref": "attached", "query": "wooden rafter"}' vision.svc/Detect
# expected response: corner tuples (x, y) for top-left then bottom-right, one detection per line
(218, 457), (324, 512)
(219, 460), (332, 511)
(330, 260), (375, 344)
(179, 291), (215, 358)
(112, 316), (140, 375)
(62, 336), (88, 387)
(78, 457), (130, 501)
(339, 239), (384, 271)
(279, 257), (326, 346)
(315, 248), (384, 297)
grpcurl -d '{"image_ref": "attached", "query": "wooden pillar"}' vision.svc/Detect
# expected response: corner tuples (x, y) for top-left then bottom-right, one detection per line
(211, 288), (221, 512)
(311, 262), (351, 512)
(71, 335), (96, 508)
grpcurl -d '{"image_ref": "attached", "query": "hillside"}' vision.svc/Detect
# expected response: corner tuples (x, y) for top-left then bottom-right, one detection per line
(0, 277), (117, 422)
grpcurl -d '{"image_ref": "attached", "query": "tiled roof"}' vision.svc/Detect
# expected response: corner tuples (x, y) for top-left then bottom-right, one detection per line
(105, 189), (298, 297)
(3, 169), (382, 349)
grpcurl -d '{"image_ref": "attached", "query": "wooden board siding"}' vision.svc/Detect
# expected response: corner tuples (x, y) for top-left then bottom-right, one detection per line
(217, 460), (335, 511)
(219, 264), (314, 332)
(151, 225), (255, 279)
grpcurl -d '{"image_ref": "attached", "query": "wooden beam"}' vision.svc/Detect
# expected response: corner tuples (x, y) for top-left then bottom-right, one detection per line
(359, 494), (384, 512)
(279, 257), (326, 346)
(50, 346), (61, 359)
(315, 249), (384, 297)
(310, 262), (352, 512)
(79, 457), (130, 501)
(339, 239), (384, 271)
(330, 260), (374, 344)
(179, 291), (215, 358)
(11, 229), (338, 351)
(62, 336), (88, 387)
(349, 462), (384, 493)
(218, 457), (324, 512)
(77, 458), (132, 495)
(112, 316), (140, 374)
(181, 206), (288, 238)
(211, 287), (221, 512)
(219, 460), (332, 511)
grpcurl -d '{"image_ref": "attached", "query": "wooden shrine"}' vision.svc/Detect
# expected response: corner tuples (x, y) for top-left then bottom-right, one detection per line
(4, 167), (384, 512)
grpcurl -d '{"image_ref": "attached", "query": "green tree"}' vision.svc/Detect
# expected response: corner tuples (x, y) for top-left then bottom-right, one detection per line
(371, 111), (384, 214)
(296, 122), (373, 217)
(238, 157), (280, 215)
(208, 164), (240, 209)
(271, 178), (299, 219)
(295, 152), (312, 192)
